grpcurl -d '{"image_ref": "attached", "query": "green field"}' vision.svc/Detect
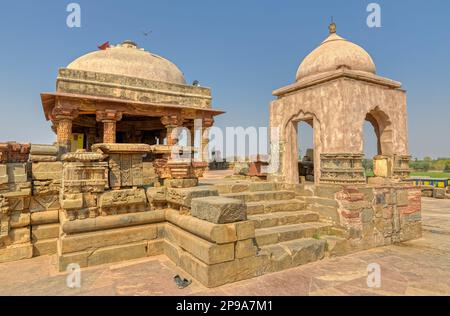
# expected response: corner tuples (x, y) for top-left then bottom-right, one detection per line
(410, 172), (450, 179)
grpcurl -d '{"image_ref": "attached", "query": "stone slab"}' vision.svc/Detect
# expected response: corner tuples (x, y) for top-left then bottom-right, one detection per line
(62, 210), (165, 234)
(60, 224), (159, 254)
(32, 162), (62, 181)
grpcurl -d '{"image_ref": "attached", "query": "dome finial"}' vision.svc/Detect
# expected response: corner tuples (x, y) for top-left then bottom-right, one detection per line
(329, 17), (336, 34)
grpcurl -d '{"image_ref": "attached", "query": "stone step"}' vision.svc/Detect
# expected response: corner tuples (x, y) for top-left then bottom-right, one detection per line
(213, 181), (282, 195)
(249, 211), (319, 229)
(255, 222), (333, 246)
(259, 238), (326, 272)
(246, 199), (306, 215)
(223, 190), (296, 203)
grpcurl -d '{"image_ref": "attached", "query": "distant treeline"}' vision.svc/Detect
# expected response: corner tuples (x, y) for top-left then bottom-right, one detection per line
(362, 157), (450, 173)
(410, 157), (450, 172)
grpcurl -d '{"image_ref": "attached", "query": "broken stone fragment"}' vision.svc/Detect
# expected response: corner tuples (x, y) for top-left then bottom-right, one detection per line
(191, 196), (247, 224)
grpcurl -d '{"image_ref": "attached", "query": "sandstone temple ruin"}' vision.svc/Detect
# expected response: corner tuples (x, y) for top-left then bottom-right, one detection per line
(0, 25), (422, 287)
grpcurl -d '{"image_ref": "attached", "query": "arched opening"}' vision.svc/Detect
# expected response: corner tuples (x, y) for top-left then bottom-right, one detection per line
(297, 119), (314, 183)
(363, 107), (394, 178)
(363, 120), (378, 176)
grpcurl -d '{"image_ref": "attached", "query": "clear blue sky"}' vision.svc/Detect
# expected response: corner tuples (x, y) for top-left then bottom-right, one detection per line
(0, 0), (448, 159)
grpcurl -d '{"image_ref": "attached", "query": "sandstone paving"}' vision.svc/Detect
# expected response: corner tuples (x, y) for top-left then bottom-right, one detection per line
(0, 198), (449, 296)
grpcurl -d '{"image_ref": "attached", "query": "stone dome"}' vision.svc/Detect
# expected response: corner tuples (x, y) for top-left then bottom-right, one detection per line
(67, 40), (187, 85)
(296, 24), (376, 80)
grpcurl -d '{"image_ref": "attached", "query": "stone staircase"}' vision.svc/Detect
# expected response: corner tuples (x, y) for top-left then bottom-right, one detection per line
(214, 181), (347, 272)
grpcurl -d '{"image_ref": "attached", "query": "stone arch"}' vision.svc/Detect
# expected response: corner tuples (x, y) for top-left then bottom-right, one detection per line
(280, 109), (322, 184)
(364, 106), (394, 157)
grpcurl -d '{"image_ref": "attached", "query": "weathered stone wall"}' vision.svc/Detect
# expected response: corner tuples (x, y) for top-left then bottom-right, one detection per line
(290, 183), (422, 254)
(0, 144), (61, 262)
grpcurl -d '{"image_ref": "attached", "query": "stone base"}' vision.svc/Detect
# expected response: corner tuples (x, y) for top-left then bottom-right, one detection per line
(57, 224), (162, 271)
(0, 243), (33, 263)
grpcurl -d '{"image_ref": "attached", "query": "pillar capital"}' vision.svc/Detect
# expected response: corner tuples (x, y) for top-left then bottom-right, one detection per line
(161, 115), (183, 127)
(202, 117), (214, 128)
(51, 106), (79, 122)
(96, 110), (123, 123)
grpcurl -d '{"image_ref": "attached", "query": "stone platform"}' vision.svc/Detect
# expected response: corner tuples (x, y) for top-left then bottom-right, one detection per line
(0, 198), (446, 296)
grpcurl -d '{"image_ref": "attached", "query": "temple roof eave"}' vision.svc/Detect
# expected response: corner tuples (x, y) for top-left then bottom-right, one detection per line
(273, 69), (403, 98)
(41, 92), (225, 121)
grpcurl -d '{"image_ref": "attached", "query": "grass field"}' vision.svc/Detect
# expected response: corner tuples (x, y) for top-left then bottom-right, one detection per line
(410, 172), (450, 178)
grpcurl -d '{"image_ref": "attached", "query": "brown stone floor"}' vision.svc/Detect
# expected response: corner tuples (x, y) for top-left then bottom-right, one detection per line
(0, 198), (449, 296)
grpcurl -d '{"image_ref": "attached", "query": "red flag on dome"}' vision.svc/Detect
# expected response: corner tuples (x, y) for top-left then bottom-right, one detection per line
(98, 41), (110, 50)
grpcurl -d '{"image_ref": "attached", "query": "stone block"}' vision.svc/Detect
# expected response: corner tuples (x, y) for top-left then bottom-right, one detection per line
(98, 188), (147, 215)
(233, 220), (256, 240)
(62, 210), (165, 234)
(29, 155), (57, 162)
(9, 211), (30, 229)
(165, 209), (237, 244)
(32, 224), (60, 241)
(0, 164), (7, 185)
(33, 238), (58, 256)
(361, 208), (374, 223)
(60, 224), (158, 254)
(433, 188), (446, 199)
(166, 186), (218, 208)
(178, 248), (269, 288)
(87, 241), (148, 267)
(164, 178), (198, 188)
(62, 194), (83, 210)
(31, 210), (59, 225)
(0, 243), (33, 264)
(397, 190), (409, 206)
(30, 144), (58, 156)
(191, 196), (247, 224)
(9, 227), (31, 244)
(58, 251), (89, 271)
(164, 223), (235, 265)
(29, 194), (60, 213)
(235, 239), (258, 259)
(6, 163), (28, 183)
(147, 239), (164, 257)
(32, 162), (62, 181)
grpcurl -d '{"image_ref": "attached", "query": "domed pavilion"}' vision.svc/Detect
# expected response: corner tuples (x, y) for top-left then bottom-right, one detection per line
(269, 23), (410, 185)
(41, 40), (224, 158)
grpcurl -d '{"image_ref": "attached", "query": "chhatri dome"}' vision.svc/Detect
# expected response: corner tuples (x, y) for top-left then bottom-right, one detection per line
(296, 23), (376, 80)
(67, 40), (187, 85)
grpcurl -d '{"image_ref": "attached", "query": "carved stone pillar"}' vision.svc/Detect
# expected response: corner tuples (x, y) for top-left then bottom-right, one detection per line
(96, 110), (123, 144)
(201, 118), (214, 163)
(51, 107), (79, 155)
(161, 115), (183, 146)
